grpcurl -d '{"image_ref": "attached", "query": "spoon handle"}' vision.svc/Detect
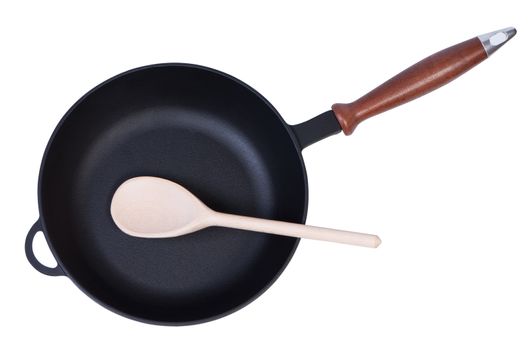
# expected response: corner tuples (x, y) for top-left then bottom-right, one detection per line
(211, 212), (381, 248)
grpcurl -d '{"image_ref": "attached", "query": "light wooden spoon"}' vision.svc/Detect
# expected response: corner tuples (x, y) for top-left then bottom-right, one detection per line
(110, 176), (381, 248)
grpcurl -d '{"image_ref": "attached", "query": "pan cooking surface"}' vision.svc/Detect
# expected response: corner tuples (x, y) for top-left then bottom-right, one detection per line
(39, 65), (307, 323)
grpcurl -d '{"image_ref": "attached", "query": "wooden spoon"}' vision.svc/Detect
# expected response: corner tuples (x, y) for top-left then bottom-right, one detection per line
(110, 176), (381, 248)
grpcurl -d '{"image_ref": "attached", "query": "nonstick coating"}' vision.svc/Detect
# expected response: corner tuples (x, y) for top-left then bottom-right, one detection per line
(38, 64), (307, 324)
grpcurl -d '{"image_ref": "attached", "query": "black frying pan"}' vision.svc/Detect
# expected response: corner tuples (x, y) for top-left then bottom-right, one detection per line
(25, 30), (513, 325)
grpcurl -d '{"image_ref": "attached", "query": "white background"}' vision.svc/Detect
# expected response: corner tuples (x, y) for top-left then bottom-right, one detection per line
(1, 1), (531, 349)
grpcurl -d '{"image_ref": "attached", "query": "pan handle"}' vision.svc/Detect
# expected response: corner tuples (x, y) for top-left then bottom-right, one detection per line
(25, 219), (65, 276)
(332, 28), (516, 135)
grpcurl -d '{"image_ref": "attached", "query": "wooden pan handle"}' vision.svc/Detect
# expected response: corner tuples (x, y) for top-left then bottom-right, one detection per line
(331, 31), (510, 135)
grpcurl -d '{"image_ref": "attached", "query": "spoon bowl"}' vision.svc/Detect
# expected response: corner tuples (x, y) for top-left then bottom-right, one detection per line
(111, 177), (212, 237)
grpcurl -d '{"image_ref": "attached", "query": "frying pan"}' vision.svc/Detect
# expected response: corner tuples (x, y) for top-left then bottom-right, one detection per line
(25, 29), (515, 325)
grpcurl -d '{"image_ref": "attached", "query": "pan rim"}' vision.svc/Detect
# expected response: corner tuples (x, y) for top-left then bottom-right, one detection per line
(35, 62), (309, 325)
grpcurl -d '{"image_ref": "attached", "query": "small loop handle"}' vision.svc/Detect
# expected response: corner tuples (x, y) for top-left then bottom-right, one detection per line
(25, 219), (64, 277)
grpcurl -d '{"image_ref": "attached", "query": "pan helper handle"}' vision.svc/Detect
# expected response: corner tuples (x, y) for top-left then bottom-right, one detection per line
(332, 27), (516, 135)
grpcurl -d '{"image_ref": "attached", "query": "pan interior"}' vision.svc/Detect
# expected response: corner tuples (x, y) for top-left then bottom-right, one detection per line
(39, 65), (306, 324)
